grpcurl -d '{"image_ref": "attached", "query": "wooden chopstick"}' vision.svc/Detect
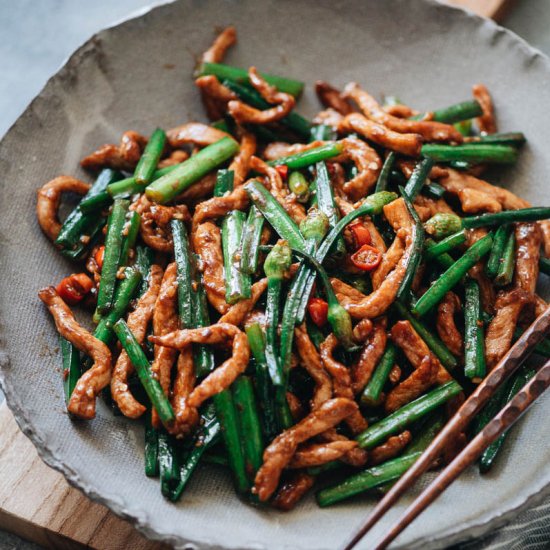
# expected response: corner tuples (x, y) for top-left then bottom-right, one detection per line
(373, 355), (550, 549)
(342, 305), (550, 550)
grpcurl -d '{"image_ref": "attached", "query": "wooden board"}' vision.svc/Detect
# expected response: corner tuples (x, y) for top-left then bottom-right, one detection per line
(0, 403), (169, 550)
(445, 0), (516, 21)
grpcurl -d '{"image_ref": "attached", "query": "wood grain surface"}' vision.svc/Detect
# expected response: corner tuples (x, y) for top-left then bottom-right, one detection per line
(445, 0), (516, 21)
(0, 403), (168, 550)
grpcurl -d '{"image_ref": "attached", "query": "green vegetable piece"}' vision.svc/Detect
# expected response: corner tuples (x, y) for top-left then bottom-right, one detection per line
(421, 144), (519, 164)
(168, 404), (220, 501)
(316, 452), (421, 507)
(222, 210), (251, 304)
(479, 366), (535, 473)
(540, 256), (550, 276)
(299, 209), (330, 245)
(494, 230), (516, 287)
(309, 123), (337, 141)
(422, 181), (446, 200)
(107, 164), (180, 198)
(93, 198), (130, 321)
(466, 132), (526, 147)
(113, 320), (175, 425)
(56, 168), (121, 258)
(79, 191), (112, 214)
(361, 342), (396, 406)
(463, 207), (550, 229)
(486, 225), (512, 279)
(424, 213), (463, 239)
(145, 414), (159, 477)
(213, 390), (251, 493)
(375, 152), (396, 193)
(146, 137), (239, 204)
(244, 179), (307, 251)
(411, 100), (482, 124)
(396, 188), (424, 302)
(93, 267), (142, 345)
(157, 431), (179, 496)
(214, 168), (235, 196)
(288, 171), (310, 203)
(246, 323), (278, 440)
(134, 128), (166, 185)
(413, 234), (493, 317)
(171, 219), (194, 328)
(403, 158), (434, 201)
(314, 161), (346, 256)
(424, 230), (466, 261)
(356, 380), (462, 449)
(292, 191), (398, 327)
(60, 337), (81, 404)
(291, 248), (355, 351)
(239, 205), (265, 275)
(120, 210), (141, 266)
(135, 246), (154, 296)
(464, 279), (486, 381)
(196, 62), (304, 97)
(268, 142), (344, 170)
(454, 119), (472, 137)
(233, 376), (264, 480)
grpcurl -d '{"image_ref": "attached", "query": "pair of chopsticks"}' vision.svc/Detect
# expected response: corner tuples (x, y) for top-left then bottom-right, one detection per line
(343, 305), (550, 550)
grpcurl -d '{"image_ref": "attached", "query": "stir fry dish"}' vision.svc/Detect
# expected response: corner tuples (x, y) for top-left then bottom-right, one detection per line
(36, 26), (550, 510)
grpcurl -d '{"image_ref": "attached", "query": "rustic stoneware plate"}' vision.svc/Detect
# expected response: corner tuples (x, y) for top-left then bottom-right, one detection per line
(1, 0), (549, 548)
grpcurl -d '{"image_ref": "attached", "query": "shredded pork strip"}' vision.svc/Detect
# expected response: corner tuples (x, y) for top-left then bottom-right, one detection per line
(253, 398), (359, 501)
(272, 472), (315, 511)
(338, 137), (382, 201)
(111, 265), (163, 418)
(371, 236), (405, 290)
(171, 347), (199, 436)
(294, 324), (333, 410)
(472, 84), (497, 135)
(250, 156), (306, 223)
(192, 131), (256, 226)
(485, 288), (531, 369)
(228, 67), (295, 124)
(340, 113), (422, 157)
(437, 169), (530, 211)
(192, 221), (229, 314)
(36, 176), (91, 242)
(288, 440), (359, 468)
(315, 81), (354, 115)
(436, 292), (463, 357)
(369, 431), (412, 465)
(333, 198), (415, 319)
(219, 278), (268, 326)
(344, 82), (463, 143)
(39, 287), (111, 420)
(150, 323), (249, 408)
(320, 335), (368, 434)
(166, 122), (231, 148)
(385, 355), (439, 412)
(151, 263), (179, 427)
(391, 320), (452, 384)
(201, 26), (237, 63)
(81, 131), (147, 171)
(352, 318), (387, 393)
(133, 195), (190, 253)
(514, 223), (541, 295)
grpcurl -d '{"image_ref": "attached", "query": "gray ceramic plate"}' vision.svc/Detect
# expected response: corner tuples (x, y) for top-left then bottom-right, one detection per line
(1, 0), (550, 548)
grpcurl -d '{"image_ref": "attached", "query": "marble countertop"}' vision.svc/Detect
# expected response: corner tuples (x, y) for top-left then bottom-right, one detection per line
(1, 0), (549, 548)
